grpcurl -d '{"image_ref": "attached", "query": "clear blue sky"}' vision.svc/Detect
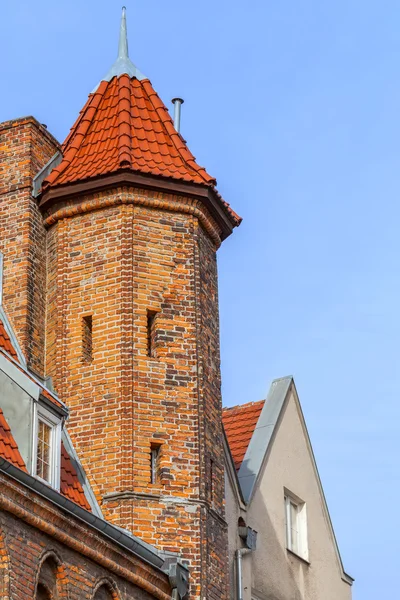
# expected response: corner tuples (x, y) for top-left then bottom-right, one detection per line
(1, 1), (398, 597)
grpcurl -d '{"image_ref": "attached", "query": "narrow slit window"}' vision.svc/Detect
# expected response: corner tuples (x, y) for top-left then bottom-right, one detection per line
(150, 443), (161, 484)
(210, 458), (214, 502)
(82, 315), (93, 362)
(147, 310), (157, 358)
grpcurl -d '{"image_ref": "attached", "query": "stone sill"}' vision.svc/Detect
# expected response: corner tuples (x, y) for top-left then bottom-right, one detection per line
(287, 548), (310, 566)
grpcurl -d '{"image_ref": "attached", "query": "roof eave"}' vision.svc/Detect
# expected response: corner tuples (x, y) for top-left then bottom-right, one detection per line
(39, 170), (238, 240)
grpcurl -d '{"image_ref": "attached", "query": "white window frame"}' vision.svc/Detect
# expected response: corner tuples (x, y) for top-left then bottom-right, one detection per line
(32, 403), (61, 490)
(284, 491), (309, 561)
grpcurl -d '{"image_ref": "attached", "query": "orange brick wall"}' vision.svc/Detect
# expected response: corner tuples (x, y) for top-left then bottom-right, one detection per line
(0, 118), (59, 374)
(44, 187), (228, 599)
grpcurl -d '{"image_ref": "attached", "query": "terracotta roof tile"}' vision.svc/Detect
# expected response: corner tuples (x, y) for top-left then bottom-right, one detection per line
(0, 320), (18, 361)
(0, 408), (27, 471)
(42, 74), (240, 227)
(0, 417), (91, 511)
(60, 441), (92, 511)
(222, 400), (265, 471)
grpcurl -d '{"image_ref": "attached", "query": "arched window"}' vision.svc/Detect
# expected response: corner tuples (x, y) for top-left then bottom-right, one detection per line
(35, 555), (60, 600)
(36, 582), (51, 600)
(94, 581), (117, 600)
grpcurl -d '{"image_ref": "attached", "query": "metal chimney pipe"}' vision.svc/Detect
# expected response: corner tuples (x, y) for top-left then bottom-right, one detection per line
(171, 98), (184, 133)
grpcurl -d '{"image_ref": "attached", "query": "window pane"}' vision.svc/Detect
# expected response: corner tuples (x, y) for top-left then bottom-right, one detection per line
(290, 502), (299, 554)
(37, 419), (52, 482)
(291, 527), (299, 554)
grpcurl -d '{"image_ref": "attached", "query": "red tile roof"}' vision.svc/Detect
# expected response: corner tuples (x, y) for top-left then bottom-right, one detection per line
(0, 320), (18, 361)
(60, 441), (92, 511)
(0, 408), (27, 471)
(42, 74), (240, 227)
(222, 400), (265, 471)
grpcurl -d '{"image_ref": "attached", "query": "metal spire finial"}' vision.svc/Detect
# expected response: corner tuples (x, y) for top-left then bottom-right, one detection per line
(118, 7), (129, 59)
(93, 6), (146, 91)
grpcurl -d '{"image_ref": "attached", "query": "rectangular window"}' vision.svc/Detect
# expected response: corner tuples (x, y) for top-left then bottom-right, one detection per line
(147, 310), (157, 358)
(150, 443), (161, 484)
(82, 315), (93, 362)
(36, 418), (52, 481)
(33, 405), (61, 489)
(284, 492), (308, 561)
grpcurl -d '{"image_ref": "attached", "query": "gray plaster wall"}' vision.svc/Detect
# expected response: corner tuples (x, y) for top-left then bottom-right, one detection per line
(245, 389), (352, 600)
(225, 464), (253, 600)
(225, 466), (238, 598)
(0, 366), (34, 468)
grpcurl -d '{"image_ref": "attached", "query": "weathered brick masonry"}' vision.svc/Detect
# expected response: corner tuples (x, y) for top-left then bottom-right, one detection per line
(41, 186), (229, 599)
(0, 10), (240, 597)
(0, 472), (171, 600)
(0, 117), (59, 375)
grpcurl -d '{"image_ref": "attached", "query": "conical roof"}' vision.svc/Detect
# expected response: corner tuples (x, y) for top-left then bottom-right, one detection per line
(43, 75), (217, 188)
(41, 9), (240, 233)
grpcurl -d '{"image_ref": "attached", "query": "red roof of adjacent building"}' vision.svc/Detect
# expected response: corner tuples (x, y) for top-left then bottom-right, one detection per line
(0, 408), (27, 471)
(222, 400), (265, 471)
(60, 441), (92, 511)
(0, 320), (18, 361)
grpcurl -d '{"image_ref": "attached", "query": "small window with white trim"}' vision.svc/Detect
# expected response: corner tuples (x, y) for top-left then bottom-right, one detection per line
(33, 405), (61, 490)
(284, 491), (308, 561)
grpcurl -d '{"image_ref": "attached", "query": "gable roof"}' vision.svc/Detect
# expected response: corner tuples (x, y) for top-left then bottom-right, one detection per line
(237, 376), (292, 502)
(223, 376), (353, 585)
(222, 400), (264, 470)
(0, 334), (93, 512)
(0, 403), (92, 512)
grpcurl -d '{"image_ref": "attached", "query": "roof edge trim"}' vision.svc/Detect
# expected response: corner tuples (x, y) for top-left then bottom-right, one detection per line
(39, 171), (237, 241)
(33, 151), (63, 198)
(237, 376), (293, 502)
(0, 456), (165, 570)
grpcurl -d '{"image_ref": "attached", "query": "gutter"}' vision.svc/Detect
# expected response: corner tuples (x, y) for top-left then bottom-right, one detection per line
(0, 456), (164, 569)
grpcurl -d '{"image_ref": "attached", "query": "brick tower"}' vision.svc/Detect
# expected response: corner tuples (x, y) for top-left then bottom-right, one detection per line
(0, 117), (59, 375)
(37, 9), (241, 599)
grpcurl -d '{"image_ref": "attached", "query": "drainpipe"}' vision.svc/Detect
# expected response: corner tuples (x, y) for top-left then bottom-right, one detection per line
(236, 548), (252, 600)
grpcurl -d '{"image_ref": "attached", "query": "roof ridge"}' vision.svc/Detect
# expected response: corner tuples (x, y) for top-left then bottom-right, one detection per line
(223, 398), (265, 412)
